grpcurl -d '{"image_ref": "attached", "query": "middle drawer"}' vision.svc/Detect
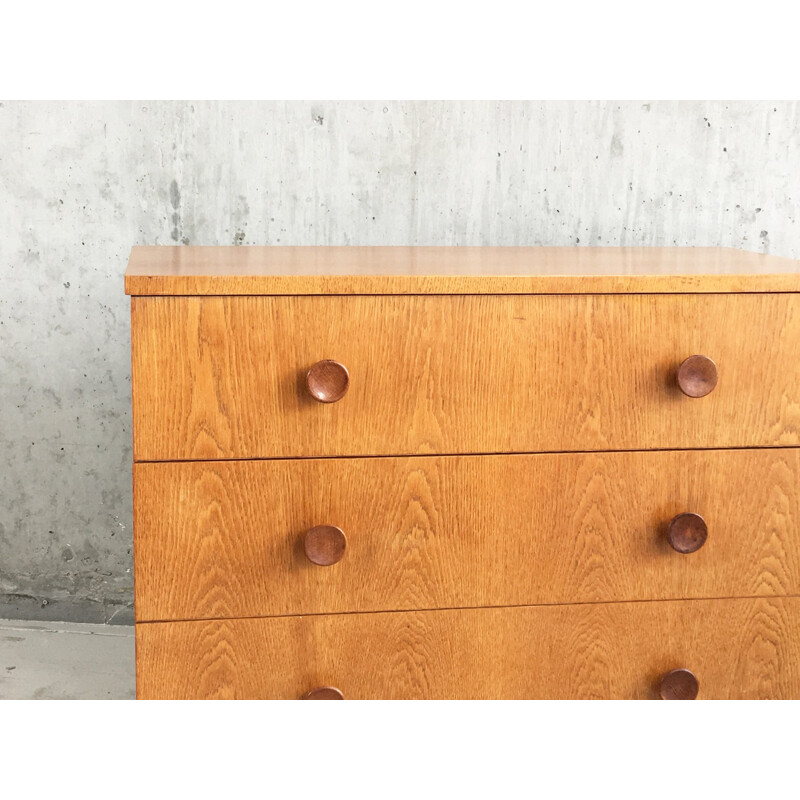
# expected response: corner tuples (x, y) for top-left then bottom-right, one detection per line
(134, 448), (800, 621)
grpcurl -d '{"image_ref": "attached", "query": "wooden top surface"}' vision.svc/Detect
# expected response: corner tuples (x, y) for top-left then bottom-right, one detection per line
(124, 246), (800, 295)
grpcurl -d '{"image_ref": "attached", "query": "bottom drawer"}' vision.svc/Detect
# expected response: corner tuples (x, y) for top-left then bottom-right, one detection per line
(135, 597), (800, 699)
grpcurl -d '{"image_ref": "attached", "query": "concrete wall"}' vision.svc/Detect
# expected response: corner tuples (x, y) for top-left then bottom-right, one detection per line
(1, 100), (799, 623)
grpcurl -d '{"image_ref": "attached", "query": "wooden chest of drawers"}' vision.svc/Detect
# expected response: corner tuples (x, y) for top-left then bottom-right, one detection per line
(126, 245), (800, 699)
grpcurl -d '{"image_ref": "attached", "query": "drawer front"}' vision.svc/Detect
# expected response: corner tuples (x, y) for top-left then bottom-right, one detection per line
(131, 293), (800, 461)
(135, 597), (800, 699)
(134, 449), (800, 621)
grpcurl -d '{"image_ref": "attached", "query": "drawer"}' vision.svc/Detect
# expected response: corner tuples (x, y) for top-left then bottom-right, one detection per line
(130, 293), (800, 460)
(134, 448), (800, 621)
(135, 596), (800, 699)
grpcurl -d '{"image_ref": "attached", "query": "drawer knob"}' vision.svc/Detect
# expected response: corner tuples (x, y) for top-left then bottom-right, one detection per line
(659, 668), (699, 700)
(304, 525), (347, 566)
(677, 355), (718, 398)
(302, 686), (344, 700)
(306, 360), (350, 403)
(667, 512), (708, 554)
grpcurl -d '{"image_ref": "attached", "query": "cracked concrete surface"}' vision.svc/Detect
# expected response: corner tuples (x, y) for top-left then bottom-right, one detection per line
(1, 101), (799, 623)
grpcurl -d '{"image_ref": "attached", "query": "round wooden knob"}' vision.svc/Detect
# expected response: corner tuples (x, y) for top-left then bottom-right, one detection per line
(667, 512), (708, 554)
(659, 668), (699, 700)
(306, 360), (349, 403)
(302, 686), (344, 700)
(304, 525), (347, 566)
(677, 355), (718, 398)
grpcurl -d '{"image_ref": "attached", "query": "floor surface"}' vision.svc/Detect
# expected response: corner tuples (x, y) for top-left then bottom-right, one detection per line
(0, 619), (135, 699)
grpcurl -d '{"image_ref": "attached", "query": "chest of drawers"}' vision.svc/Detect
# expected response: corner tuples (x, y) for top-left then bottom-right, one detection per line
(125, 245), (800, 699)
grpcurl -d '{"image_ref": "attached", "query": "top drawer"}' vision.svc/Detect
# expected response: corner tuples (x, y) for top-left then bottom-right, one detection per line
(131, 293), (800, 460)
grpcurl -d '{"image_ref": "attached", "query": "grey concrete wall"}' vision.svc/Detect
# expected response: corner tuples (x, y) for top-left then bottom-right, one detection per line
(1, 100), (799, 623)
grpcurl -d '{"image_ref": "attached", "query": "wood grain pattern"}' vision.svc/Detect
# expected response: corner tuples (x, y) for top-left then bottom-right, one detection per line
(133, 449), (800, 621)
(130, 293), (800, 460)
(124, 246), (800, 295)
(134, 597), (800, 699)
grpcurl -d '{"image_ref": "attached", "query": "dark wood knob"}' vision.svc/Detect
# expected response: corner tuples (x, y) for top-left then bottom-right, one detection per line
(306, 360), (349, 403)
(304, 525), (347, 566)
(677, 355), (718, 398)
(659, 668), (699, 700)
(302, 686), (344, 700)
(667, 512), (708, 554)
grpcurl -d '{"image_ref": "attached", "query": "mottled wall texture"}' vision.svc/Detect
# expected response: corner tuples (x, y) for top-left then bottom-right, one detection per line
(1, 100), (799, 623)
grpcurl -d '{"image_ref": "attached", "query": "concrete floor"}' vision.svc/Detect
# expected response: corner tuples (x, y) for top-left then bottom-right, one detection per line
(0, 619), (135, 699)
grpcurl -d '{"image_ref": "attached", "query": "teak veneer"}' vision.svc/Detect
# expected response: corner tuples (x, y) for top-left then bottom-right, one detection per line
(134, 448), (800, 621)
(125, 245), (800, 295)
(131, 293), (800, 460)
(126, 246), (800, 700)
(135, 597), (800, 700)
